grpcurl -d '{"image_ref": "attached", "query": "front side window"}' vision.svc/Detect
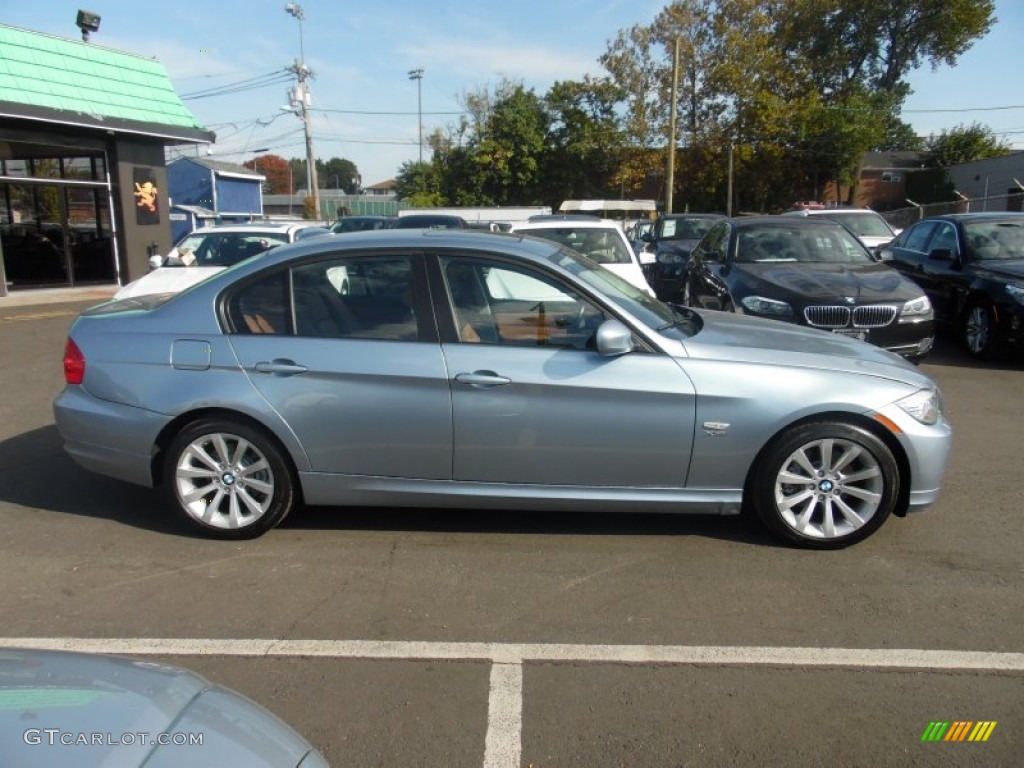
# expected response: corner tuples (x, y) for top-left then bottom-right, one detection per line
(902, 222), (937, 253)
(927, 222), (959, 256)
(442, 257), (605, 349)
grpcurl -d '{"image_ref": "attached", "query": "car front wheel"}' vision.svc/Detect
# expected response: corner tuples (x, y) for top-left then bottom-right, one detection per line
(749, 421), (899, 549)
(963, 301), (1000, 358)
(163, 418), (296, 539)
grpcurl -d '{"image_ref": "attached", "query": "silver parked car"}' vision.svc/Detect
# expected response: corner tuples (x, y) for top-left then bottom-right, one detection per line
(0, 648), (327, 767)
(54, 230), (952, 549)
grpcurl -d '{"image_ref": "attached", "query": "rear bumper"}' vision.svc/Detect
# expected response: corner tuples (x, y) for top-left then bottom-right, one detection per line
(53, 386), (168, 488)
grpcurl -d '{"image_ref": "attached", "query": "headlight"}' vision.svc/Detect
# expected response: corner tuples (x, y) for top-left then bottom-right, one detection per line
(896, 388), (941, 425)
(741, 295), (793, 316)
(657, 252), (682, 264)
(900, 295), (932, 317)
(1006, 284), (1024, 305)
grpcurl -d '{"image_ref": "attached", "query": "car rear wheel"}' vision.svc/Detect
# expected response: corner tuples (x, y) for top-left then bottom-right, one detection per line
(963, 301), (1000, 358)
(163, 418), (296, 539)
(749, 421), (899, 549)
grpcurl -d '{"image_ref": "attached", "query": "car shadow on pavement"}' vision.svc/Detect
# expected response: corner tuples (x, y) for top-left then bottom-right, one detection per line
(920, 331), (1023, 371)
(0, 425), (186, 536)
(286, 505), (779, 546)
(0, 425), (780, 546)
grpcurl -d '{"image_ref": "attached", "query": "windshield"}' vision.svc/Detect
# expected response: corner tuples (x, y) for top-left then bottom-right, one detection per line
(172, 231), (289, 267)
(657, 217), (719, 241)
(963, 220), (1024, 261)
(520, 227), (634, 265)
(549, 248), (700, 339)
(734, 223), (873, 264)
(817, 212), (894, 238)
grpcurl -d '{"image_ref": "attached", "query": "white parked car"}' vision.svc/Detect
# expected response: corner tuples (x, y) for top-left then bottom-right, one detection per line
(115, 222), (330, 300)
(510, 219), (655, 296)
(782, 207), (901, 250)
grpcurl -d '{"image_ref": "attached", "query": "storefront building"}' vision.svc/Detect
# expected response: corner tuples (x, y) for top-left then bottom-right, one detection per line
(0, 25), (214, 297)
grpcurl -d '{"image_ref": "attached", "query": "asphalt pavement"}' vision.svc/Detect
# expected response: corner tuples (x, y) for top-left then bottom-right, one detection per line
(0, 295), (1021, 767)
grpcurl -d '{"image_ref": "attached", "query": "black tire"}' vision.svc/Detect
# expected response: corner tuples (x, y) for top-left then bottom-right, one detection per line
(749, 421), (899, 549)
(962, 301), (1001, 359)
(163, 418), (296, 539)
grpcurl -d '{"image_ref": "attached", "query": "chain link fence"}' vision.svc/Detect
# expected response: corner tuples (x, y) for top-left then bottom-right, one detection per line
(881, 192), (1023, 231)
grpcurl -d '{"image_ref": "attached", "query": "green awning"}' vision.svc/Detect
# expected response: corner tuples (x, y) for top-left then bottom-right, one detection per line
(0, 25), (214, 144)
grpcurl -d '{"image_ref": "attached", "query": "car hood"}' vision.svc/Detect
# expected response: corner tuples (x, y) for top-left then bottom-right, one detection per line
(657, 239), (702, 257)
(603, 263), (656, 295)
(0, 648), (323, 767)
(737, 261), (921, 303)
(114, 266), (225, 300)
(972, 259), (1024, 281)
(679, 309), (932, 387)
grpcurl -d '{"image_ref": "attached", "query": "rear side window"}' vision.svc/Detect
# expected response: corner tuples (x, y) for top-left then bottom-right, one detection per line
(226, 255), (421, 341)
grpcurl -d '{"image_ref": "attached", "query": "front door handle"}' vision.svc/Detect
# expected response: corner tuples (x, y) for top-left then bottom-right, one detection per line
(254, 359), (308, 375)
(454, 371), (511, 388)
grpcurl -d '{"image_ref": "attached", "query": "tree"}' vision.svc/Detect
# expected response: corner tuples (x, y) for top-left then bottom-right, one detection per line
(925, 123), (1012, 168)
(243, 154), (291, 195)
(541, 77), (625, 204)
(395, 160), (445, 206)
(318, 157), (360, 193)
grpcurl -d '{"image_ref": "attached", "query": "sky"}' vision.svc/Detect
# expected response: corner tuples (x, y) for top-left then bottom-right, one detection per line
(6, 1), (1024, 187)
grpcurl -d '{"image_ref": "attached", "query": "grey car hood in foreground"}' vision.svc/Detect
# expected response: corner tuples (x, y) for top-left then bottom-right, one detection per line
(679, 309), (932, 388)
(0, 649), (327, 768)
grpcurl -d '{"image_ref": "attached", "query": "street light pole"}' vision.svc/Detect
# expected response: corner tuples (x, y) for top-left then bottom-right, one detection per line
(408, 68), (424, 164)
(285, 3), (320, 220)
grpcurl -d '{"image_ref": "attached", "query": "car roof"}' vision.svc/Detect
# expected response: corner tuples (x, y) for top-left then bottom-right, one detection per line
(659, 213), (727, 219)
(185, 221), (322, 235)
(228, 228), (563, 272)
(733, 215), (848, 229)
(921, 212), (1024, 222)
(512, 219), (624, 231)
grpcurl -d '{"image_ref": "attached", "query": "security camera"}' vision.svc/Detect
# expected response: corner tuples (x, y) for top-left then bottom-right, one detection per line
(76, 10), (101, 42)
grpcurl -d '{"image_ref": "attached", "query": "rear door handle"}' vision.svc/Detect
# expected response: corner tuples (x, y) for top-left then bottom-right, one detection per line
(454, 371), (511, 388)
(254, 359), (308, 375)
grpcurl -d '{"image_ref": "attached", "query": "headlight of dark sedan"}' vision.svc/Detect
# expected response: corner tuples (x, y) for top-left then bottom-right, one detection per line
(740, 295), (794, 316)
(899, 295), (932, 321)
(657, 251), (683, 264)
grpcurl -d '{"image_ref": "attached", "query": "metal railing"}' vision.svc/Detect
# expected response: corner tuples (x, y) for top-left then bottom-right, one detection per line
(881, 192), (1023, 230)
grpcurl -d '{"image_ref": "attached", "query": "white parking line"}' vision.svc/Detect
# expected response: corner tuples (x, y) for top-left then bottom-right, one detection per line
(483, 663), (523, 768)
(3, 639), (1021, 768)
(2, 638), (1022, 671)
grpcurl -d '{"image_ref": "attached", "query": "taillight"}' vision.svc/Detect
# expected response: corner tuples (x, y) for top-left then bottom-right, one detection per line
(64, 338), (85, 385)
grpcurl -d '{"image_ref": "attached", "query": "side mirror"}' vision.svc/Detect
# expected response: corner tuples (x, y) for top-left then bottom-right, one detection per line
(595, 319), (634, 356)
(928, 248), (953, 262)
(148, 254), (164, 270)
(641, 232), (654, 243)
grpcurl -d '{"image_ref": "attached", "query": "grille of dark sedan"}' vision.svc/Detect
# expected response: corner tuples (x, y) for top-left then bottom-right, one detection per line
(852, 305), (898, 328)
(803, 304), (897, 329)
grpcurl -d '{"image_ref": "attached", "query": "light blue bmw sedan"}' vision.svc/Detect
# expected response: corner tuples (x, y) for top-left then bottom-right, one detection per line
(54, 229), (952, 548)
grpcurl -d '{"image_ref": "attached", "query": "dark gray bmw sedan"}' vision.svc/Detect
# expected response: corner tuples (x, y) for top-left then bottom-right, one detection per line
(55, 229), (951, 549)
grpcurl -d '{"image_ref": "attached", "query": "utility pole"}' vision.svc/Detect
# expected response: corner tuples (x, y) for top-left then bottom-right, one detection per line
(408, 68), (424, 164)
(726, 143), (734, 217)
(666, 39), (680, 214)
(285, 3), (320, 220)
